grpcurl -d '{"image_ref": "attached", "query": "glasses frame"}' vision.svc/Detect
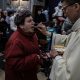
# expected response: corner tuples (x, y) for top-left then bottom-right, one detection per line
(62, 3), (80, 12)
(62, 5), (70, 12)
(61, 4), (75, 12)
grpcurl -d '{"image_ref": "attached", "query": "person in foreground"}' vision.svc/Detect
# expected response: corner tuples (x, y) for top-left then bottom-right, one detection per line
(50, 0), (80, 80)
(5, 9), (41, 80)
(38, 0), (80, 80)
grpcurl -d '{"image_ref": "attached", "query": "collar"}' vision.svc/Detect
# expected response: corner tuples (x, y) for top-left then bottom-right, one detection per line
(71, 18), (80, 32)
(17, 28), (35, 39)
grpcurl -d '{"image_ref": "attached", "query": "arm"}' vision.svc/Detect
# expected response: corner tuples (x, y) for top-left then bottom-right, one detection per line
(50, 32), (80, 80)
(53, 55), (67, 80)
(10, 16), (17, 31)
(36, 22), (51, 36)
(52, 7), (59, 17)
(49, 48), (67, 80)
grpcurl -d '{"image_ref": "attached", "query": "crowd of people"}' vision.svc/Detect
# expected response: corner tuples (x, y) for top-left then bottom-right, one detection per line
(0, 0), (80, 80)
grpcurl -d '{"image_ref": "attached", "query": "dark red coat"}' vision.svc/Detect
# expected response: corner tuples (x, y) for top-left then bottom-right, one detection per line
(5, 28), (41, 80)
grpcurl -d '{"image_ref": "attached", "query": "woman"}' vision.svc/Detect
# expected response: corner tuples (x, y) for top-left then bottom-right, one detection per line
(5, 9), (41, 80)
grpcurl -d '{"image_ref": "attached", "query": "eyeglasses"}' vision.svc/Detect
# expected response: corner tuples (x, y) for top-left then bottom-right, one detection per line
(62, 3), (80, 12)
(61, 4), (74, 12)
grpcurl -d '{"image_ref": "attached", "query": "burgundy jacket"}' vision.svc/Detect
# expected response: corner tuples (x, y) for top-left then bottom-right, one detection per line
(5, 28), (41, 80)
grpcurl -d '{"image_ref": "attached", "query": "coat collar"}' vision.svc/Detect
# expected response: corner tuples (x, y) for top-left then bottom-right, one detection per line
(17, 28), (35, 39)
(71, 18), (80, 32)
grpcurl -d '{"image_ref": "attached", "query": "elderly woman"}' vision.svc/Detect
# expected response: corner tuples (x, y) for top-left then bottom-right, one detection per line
(5, 9), (41, 80)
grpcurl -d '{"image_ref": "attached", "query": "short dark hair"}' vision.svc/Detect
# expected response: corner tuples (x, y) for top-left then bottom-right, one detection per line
(61, 0), (80, 5)
(14, 9), (31, 26)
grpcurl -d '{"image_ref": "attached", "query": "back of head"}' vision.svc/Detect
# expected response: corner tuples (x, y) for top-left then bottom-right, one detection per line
(14, 9), (31, 27)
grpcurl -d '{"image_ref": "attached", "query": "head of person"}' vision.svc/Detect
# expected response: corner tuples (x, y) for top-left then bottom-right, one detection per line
(61, 0), (80, 23)
(3, 10), (8, 16)
(58, 2), (62, 9)
(14, 9), (35, 33)
(0, 11), (4, 18)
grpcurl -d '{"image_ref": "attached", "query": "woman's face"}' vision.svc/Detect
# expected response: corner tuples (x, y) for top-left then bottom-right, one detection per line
(21, 16), (35, 33)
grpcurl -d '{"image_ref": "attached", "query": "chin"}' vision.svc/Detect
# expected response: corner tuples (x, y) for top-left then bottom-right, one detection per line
(31, 29), (35, 32)
(31, 29), (34, 31)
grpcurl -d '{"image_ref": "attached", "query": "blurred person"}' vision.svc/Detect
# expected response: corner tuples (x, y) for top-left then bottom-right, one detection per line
(52, 2), (63, 17)
(5, 9), (42, 80)
(42, 8), (49, 22)
(52, 18), (62, 34)
(3, 10), (8, 16)
(5, 11), (14, 26)
(34, 9), (46, 23)
(0, 11), (8, 52)
(61, 17), (73, 34)
(52, 2), (65, 26)
(6, 3), (13, 12)
(9, 11), (17, 32)
(9, 6), (26, 33)
(5, 11), (15, 38)
(36, 0), (80, 80)
(34, 9), (47, 52)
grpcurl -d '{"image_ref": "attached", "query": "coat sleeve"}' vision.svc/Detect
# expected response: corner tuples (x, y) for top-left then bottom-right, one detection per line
(49, 56), (67, 80)
(5, 40), (40, 72)
(50, 33), (68, 80)
(50, 33), (80, 80)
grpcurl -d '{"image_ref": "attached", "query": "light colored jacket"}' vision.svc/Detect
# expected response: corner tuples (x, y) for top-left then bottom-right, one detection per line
(50, 18), (80, 80)
(10, 14), (17, 31)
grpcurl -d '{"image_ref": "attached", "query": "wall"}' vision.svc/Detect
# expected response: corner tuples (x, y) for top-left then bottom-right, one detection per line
(0, 0), (3, 9)
(0, 0), (8, 10)
(11, 0), (30, 9)
(34, 0), (45, 6)
(11, 0), (45, 11)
